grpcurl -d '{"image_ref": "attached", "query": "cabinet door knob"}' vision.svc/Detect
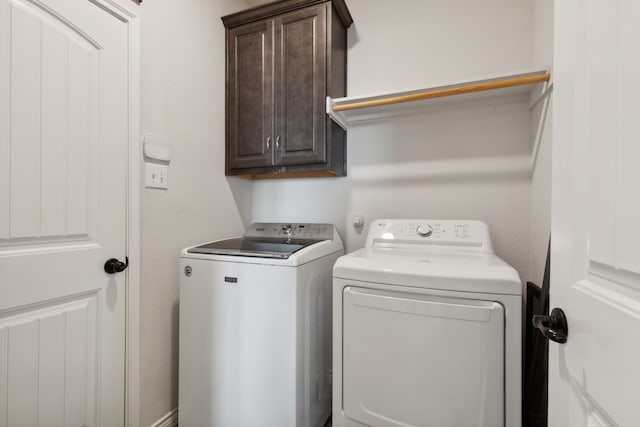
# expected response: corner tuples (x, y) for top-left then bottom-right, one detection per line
(276, 136), (280, 150)
(266, 137), (271, 151)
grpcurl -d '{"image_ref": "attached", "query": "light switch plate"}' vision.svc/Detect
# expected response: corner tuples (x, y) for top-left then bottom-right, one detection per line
(145, 163), (168, 189)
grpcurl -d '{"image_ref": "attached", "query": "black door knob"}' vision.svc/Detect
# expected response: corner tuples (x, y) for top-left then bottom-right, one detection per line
(532, 307), (568, 343)
(104, 257), (129, 274)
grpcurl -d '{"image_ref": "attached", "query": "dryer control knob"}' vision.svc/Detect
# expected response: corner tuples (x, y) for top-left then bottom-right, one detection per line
(416, 224), (433, 237)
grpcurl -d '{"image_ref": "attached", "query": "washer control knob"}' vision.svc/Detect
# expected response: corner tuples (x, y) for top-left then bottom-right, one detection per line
(282, 224), (293, 236)
(416, 224), (433, 237)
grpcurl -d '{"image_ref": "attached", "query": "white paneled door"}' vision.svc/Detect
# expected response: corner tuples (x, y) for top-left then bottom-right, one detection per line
(0, 0), (129, 426)
(551, 0), (640, 425)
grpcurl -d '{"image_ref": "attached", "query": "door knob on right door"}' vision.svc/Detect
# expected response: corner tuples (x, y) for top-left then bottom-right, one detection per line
(532, 307), (568, 343)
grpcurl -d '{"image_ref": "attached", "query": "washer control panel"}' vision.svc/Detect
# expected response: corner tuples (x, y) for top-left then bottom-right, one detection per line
(245, 223), (335, 241)
(367, 219), (492, 251)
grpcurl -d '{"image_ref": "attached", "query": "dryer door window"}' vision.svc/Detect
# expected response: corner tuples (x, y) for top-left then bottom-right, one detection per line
(342, 286), (505, 427)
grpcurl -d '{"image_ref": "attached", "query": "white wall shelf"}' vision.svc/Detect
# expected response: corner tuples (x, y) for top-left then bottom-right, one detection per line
(326, 69), (551, 129)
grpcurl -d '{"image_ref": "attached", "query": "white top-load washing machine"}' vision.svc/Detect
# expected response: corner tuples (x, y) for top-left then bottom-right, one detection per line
(179, 223), (343, 427)
(332, 219), (522, 427)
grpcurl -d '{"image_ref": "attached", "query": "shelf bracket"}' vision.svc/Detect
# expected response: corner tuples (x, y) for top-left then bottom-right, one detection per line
(531, 82), (552, 172)
(326, 96), (348, 130)
(529, 81), (554, 110)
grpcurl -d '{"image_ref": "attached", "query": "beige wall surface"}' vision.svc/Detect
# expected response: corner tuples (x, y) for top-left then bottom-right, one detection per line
(138, 0), (251, 424)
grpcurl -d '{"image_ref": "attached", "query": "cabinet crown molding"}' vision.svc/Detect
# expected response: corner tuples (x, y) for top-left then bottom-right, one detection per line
(222, 0), (353, 29)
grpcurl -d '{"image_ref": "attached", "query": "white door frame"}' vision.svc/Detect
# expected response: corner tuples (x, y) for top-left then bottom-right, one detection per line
(92, 1), (141, 426)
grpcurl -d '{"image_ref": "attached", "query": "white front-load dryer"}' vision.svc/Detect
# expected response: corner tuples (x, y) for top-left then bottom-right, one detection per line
(332, 219), (522, 427)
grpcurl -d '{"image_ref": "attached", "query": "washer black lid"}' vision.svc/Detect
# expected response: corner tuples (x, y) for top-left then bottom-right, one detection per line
(187, 237), (323, 259)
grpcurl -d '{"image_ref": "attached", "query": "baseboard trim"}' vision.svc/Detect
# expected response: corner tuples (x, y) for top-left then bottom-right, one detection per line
(149, 408), (178, 427)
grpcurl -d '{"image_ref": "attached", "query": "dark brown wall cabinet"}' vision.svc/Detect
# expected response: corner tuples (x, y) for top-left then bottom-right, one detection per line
(222, 0), (353, 179)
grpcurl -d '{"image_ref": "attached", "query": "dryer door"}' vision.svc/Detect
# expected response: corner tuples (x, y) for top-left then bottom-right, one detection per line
(342, 286), (504, 427)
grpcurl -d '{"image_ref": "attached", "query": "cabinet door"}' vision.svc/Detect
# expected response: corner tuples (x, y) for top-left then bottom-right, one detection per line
(227, 20), (274, 170)
(274, 5), (327, 166)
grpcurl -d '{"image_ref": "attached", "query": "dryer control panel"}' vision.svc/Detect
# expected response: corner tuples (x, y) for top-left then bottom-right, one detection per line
(366, 219), (493, 252)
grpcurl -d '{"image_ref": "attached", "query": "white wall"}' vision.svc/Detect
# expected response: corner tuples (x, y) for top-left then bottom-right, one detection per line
(138, 0), (251, 424)
(252, 0), (535, 280)
(529, 0), (554, 286)
(346, 0), (533, 95)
